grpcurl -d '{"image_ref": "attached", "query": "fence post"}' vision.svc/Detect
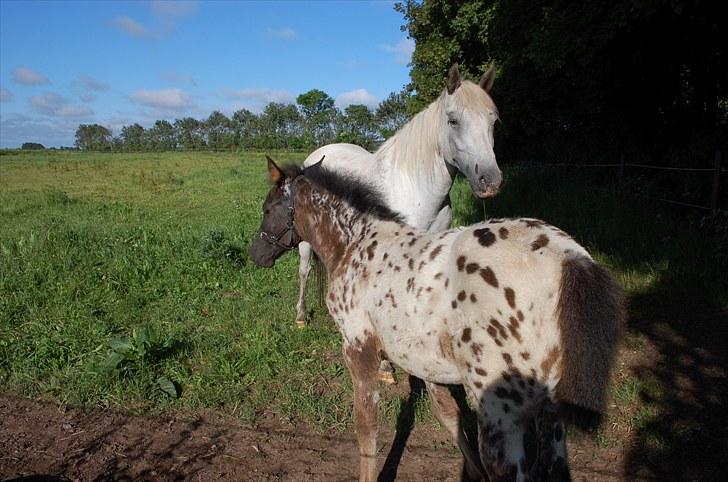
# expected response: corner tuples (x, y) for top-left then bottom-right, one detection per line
(618, 153), (625, 182)
(712, 149), (722, 212)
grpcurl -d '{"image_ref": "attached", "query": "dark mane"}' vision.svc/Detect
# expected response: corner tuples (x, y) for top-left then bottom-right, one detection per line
(283, 163), (404, 222)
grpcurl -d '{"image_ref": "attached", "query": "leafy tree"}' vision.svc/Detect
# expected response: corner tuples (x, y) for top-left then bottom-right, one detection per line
(145, 120), (177, 151)
(259, 102), (304, 149)
(206, 111), (235, 150)
(21, 142), (45, 150)
(232, 109), (262, 149)
(396, 0), (727, 164)
(376, 89), (412, 139)
(296, 89), (338, 147)
(338, 104), (378, 150)
(174, 117), (206, 150)
(120, 123), (145, 151)
(75, 124), (112, 151)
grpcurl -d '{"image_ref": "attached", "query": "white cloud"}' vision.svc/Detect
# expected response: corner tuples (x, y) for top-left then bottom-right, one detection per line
(267, 27), (296, 40)
(76, 74), (110, 92)
(336, 89), (378, 109)
(161, 70), (197, 86)
(381, 38), (415, 65)
(80, 93), (97, 103)
(129, 88), (192, 110)
(29, 92), (93, 119)
(112, 16), (156, 39)
(225, 87), (295, 104)
(0, 88), (11, 102)
(151, 0), (199, 18)
(12, 67), (50, 85)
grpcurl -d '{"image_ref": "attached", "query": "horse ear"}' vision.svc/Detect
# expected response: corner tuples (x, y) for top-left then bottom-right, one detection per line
(266, 155), (285, 183)
(447, 63), (462, 95)
(479, 63), (496, 92)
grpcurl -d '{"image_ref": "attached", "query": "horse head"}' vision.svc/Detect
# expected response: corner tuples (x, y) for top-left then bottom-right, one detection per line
(440, 63), (502, 198)
(250, 156), (302, 267)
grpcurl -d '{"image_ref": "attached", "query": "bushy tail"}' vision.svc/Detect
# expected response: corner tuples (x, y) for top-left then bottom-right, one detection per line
(555, 256), (626, 427)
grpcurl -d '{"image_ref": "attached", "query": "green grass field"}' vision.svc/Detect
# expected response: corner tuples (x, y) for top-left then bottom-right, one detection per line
(2, 150), (727, 450)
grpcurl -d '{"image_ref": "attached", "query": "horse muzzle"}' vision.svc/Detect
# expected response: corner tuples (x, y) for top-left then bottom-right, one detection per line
(474, 172), (502, 199)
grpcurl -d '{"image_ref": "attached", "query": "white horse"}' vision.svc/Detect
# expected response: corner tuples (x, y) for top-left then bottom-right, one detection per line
(294, 63), (502, 330)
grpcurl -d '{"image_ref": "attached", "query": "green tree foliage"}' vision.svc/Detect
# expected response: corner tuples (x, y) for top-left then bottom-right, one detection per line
(297, 89), (338, 147)
(206, 111), (235, 150)
(174, 117), (206, 150)
(396, 0), (727, 164)
(145, 120), (177, 151)
(21, 142), (45, 150)
(376, 89), (412, 139)
(94, 87), (417, 152)
(75, 124), (112, 151)
(338, 104), (379, 150)
(259, 103), (304, 149)
(120, 123), (145, 152)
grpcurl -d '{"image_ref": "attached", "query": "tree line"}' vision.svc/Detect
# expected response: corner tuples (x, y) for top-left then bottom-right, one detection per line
(74, 89), (410, 152)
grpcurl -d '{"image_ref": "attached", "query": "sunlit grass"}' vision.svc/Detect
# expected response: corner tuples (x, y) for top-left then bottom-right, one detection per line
(2, 150), (726, 438)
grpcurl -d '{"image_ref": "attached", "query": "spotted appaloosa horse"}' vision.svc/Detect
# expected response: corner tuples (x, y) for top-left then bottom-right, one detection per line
(251, 158), (625, 482)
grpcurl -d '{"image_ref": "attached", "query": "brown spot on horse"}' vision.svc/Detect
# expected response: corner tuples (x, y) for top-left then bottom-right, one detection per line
(504, 287), (516, 308)
(474, 227), (496, 247)
(480, 267), (499, 288)
(531, 234), (550, 251)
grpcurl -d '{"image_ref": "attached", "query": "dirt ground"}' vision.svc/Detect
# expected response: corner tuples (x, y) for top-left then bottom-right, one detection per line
(1, 392), (630, 482)
(2, 312), (726, 481)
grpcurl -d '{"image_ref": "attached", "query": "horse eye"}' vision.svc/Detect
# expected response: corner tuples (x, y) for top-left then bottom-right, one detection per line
(448, 118), (459, 127)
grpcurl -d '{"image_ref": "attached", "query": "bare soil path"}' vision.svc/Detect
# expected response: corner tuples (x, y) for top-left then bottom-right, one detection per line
(1, 394), (626, 482)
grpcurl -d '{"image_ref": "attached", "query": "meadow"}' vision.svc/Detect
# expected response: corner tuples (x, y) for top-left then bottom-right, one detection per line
(1, 150), (726, 478)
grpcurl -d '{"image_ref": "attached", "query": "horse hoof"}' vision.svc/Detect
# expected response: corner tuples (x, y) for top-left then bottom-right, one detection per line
(295, 319), (306, 329)
(378, 371), (396, 385)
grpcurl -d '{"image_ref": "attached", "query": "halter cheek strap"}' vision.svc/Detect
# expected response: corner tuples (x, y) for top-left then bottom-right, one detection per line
(259, 181), (298, 250)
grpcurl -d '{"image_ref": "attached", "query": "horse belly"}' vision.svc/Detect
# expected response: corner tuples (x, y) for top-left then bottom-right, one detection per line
(379, 328), (462, 385)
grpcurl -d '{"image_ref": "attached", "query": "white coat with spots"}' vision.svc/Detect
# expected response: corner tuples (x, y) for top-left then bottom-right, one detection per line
(251, 160), (625, 482)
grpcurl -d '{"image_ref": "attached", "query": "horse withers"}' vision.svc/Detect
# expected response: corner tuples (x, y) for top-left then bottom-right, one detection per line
(294, 63), (501, 329)
(251, 158), (625, 482)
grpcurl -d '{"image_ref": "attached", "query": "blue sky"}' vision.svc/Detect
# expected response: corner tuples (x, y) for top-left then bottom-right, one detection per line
(0, 0), (413, 147)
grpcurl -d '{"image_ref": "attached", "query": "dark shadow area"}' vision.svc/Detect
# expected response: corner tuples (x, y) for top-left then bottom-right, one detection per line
(378, 375), (426, 482)
(468, 165), (728, 481)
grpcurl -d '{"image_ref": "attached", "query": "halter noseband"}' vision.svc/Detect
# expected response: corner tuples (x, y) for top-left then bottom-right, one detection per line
(258, 181), (298, 250)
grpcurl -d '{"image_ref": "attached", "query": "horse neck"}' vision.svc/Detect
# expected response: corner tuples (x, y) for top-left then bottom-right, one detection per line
(291, 179), (368, 274)
(375, 94), (453, 196)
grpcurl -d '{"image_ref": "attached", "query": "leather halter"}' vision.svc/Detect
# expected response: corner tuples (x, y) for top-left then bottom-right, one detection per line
(258, 183), (297, 250)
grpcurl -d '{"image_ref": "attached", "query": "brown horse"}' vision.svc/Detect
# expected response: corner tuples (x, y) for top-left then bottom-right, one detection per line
(251, 158), (625, 482)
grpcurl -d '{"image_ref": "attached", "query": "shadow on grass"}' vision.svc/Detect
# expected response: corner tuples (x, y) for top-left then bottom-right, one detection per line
(459, 164), (728, 481)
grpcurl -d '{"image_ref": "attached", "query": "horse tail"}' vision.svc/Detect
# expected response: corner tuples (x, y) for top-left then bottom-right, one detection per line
(555, 255), (626, 428)
(313, 252), (327, 308)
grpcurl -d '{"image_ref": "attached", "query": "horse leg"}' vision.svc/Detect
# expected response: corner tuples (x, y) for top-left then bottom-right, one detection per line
(476, 389), (528, 482)
(537, 401), (571, 482)
(428, 203), (453, 232)
(343, 338), (382, 482)
(295, 241), (312, 328)
(426, 381), (485, 481)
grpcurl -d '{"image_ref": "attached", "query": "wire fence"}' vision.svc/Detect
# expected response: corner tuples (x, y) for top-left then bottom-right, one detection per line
(538, 149), (724, 213)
